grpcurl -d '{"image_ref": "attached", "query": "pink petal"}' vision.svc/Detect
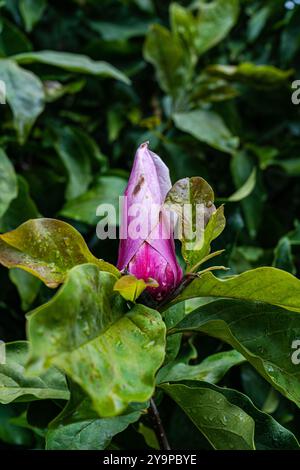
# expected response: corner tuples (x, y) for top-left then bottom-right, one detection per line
(118, 142), (171, 269)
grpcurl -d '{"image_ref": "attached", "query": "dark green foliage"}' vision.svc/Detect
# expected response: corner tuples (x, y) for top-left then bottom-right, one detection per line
(0, 0), (300, 451)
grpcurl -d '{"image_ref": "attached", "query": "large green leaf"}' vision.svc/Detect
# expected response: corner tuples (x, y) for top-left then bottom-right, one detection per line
(0, 342), (69, 404)
(0, 218), (119, 287)
(0, 59), (44, 143)
(26, 264), (166, 417)
(161, 382), (255, 449)
(13, 50), (130, 84)
(170, 267), (300, 313)
(143, 24), (190, 96)
(165, 176), (225, 270)
(170, 0), (239, 57)
(171, 299), (300, 406)
(60, 176), (126, 225)
(0, 149), (17, 218)
(173, 110), (239, 154)
(46, 383), (142, 450)
(157, 350), (244, 384)
(161, 381), (299, 450)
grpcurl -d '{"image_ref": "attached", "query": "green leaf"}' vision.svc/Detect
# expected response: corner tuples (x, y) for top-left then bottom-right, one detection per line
(162, 381), (299, 450)
(207, 63), (293, 89)
(19, 0), (46, 32)
(163, 302), (185, 364)
(0, 404), (33, 446)
(157, 350), (244, 384)
(262, 388), (280, 415)
(171, 299), (300, 406)
(138, 422), (159, 449)
(60, 176), (126, 225)
(133, 0), (153, 13)
(247, 144), (279, 170)
(221, 168), (256, 202)
(114, 275), (158, 302)
(13, 50), (130, 84)
(89, 19), (150, 41)
(160, 382), (255, 450)
(277, 159), (300, 176)
(170, 267), (300, 313)
(0, 18), (32, 56)
(52, 127), (93, 200)
(273, 237), (296, 275)
(247, 6), (270, 42)
(217, 384), (299, 450)
(165, 177), (225, 269)
(46, 383), (141, 450)
(173, 110), (239, 154)
(0, 175), (39, 232)
(107, 108), (125, 143)
(241, 364), (277, 412)
(26, 264), (166, 417)
(287, 221), (300, 246)
(43, 79), (86, 103)
(143, 24), (190, 96)
(170, 0), (239, 57)
(9, 269), (41, 311)
(189, 206), (225, 269)
(0, 59), (44, 143)
(9, 410), (44, 438)
(231, 150), (266, 238)
(0, 341), (69, 404)
(190, 75), (239, 104)
(0, 149), (17, 218)
(0, 218), (119, 287)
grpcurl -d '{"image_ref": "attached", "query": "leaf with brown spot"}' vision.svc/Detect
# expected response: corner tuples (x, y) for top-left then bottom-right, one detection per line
(26, 264), (166, 417)
(0, 218), (119, 287)
(164, 177), (225, 270)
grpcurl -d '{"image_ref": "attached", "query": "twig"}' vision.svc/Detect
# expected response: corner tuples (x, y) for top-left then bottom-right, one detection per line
(148, 398), (171, 450)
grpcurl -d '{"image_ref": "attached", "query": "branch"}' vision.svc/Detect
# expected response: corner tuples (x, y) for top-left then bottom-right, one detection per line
(148, 398), (171, 450)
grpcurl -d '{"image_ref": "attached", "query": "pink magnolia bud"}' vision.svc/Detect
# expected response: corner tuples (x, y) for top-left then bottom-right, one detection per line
(117, 142), (182, 301)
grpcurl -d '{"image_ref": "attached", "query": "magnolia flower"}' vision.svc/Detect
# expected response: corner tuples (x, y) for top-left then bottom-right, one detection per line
(117, 142), (182, 300)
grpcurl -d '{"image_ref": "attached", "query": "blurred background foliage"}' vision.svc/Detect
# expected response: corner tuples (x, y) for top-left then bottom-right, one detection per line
(0, 0), (300, 449)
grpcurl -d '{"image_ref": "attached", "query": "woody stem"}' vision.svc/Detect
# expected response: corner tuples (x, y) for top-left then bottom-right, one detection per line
(148, 398), (171, 450)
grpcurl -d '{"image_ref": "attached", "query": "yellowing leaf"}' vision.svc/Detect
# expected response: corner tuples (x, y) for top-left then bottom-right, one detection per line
(114, 275), (158, 302)
(0, 218), (119, 287)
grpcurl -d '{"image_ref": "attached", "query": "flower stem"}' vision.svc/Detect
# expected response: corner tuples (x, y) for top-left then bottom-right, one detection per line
(157, 273), (198, 310)
(148, 398), (171, 450)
